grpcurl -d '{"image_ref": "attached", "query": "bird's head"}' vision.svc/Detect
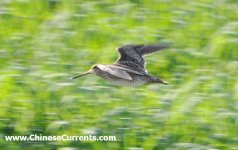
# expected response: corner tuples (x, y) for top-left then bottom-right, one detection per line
(91, 64), (101, 72)
(71, 64), (101, 79)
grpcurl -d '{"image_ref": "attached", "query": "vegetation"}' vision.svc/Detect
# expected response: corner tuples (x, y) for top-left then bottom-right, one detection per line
(0, 0), (238, 149)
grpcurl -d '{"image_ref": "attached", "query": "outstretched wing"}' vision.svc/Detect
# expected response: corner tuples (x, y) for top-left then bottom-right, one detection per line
(116, 44), (168, 70)
(116, 44), (145, 68)
(137, 44), (168, 56)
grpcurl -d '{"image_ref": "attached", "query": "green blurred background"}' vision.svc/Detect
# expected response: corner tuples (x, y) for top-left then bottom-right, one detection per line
(0, 0), (238, 149)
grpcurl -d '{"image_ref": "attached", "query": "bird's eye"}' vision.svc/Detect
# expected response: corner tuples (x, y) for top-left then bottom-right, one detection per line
(92, 66), (98, 69)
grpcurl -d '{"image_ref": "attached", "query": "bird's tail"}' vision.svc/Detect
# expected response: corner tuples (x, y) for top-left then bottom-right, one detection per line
(149, 77), (167, 85)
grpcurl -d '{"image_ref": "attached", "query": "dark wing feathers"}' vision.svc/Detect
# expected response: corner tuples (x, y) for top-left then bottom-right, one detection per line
(116, 44), (145, 68)
(138, 45), (168, 56)
(116, 44), (168, 70)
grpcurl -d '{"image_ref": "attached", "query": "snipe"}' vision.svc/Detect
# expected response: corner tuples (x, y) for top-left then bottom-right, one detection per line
(72, 44), (168, 86)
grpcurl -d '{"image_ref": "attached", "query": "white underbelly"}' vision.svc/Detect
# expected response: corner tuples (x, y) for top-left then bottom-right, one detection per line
(97, 74), (146, 87)
(107, 79), (146, 87)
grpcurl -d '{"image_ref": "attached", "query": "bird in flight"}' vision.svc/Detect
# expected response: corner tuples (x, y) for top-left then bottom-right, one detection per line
(71, 44), (168, 86)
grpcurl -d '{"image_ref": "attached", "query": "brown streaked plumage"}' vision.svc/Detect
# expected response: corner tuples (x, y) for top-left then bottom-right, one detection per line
(71, 44), (168, 86)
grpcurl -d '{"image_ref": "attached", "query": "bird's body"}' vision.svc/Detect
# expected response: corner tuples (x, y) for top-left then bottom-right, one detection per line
(72, 44), (168, 87)
(93, 64), (148, 86)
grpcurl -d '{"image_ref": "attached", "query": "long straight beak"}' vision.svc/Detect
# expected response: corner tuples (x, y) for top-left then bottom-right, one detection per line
(71, 70), (93, 79)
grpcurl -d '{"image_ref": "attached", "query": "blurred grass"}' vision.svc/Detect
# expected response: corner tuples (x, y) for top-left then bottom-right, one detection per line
(0, 0), (238, 149)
